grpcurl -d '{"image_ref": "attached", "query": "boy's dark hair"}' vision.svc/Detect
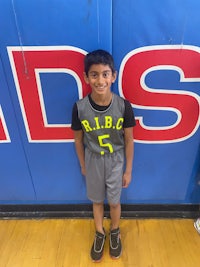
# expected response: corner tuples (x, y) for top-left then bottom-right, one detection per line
(84, 49), (115, 76)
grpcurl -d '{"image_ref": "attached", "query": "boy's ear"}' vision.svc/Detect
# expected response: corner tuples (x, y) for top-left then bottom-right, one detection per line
(112, 71), (117, 83)
(83, 72), (89, 84)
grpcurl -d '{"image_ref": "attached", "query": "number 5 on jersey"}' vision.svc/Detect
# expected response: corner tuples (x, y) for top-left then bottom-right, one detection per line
(98, 134), (114, 155)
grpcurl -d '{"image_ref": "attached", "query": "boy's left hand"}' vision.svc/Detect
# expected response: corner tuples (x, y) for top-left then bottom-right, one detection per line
(122, 172), (132, 188)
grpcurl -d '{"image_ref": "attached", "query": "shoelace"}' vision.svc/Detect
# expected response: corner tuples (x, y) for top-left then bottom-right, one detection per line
(110, 231), (120, 249)
(94, 234), (105, 253)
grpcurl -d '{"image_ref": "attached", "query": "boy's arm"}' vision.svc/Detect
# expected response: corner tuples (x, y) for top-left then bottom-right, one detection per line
(74, 130), (86, 176)
(123, 127), (134, 188)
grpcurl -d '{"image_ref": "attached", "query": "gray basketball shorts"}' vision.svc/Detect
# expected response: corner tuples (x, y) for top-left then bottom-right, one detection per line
(85, 148), (124, 204)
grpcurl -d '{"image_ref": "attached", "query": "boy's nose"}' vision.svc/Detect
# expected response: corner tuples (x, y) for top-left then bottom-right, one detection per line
(97, 74), (104, 84)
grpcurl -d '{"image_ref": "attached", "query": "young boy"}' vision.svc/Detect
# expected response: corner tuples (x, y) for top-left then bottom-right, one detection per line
(71, 49), (135, 262)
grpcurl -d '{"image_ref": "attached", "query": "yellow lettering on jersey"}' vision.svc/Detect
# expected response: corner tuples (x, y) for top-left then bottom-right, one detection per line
(98, 134), (114, 154)
(81, 116), (124, 132)
(81, 120), (92, 132)
(94, 117), (101, 130)
(116, 118), (124, 130)
(104, 116), (112, 128)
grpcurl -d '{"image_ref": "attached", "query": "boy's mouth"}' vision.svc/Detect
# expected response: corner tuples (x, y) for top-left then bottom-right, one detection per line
(95, 85), (106, 90)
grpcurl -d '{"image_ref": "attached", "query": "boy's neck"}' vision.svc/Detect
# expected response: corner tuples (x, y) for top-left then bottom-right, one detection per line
(91, 91), (113, 106)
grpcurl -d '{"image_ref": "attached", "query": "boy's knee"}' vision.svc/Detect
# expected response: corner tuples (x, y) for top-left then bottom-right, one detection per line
(93, 202), (104, 205)
(109, 203), (120, 209)
(93, 202), (104, 209)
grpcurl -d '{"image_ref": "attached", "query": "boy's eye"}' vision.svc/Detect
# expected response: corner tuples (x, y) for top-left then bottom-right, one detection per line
(103, 72), (110, 78)
(89, 71), (112, 79)
(103, 71), (112, 78)
(89, 73), (97, 78)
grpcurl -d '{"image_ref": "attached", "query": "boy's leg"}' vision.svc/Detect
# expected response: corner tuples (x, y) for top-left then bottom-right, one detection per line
(109, 202), (122, 259)
(93, 202), (104, 233)
(90, 202), (106, 262)
(105, 150), (124, 259)
(110, 203), (121, 230)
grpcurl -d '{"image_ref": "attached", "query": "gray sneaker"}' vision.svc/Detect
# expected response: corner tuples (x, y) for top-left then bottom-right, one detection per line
(90, 230), (106, 262)
(109, 228), (122, 259)
(194, 218), (200, 234)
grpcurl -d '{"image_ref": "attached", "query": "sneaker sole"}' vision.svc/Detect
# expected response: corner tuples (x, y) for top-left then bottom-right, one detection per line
(91, 255), (103, 263)
(91, 251), (104, 263)
(110, 249), (122, 260)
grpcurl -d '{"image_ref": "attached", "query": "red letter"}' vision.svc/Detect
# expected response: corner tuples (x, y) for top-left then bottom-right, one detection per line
(119, 45), (200, 143)
(0, 106), (10, 143)
(8, 46), (90, 142)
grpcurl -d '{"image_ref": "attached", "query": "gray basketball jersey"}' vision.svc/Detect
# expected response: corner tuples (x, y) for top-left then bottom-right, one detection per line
(76, 93), (125, 155)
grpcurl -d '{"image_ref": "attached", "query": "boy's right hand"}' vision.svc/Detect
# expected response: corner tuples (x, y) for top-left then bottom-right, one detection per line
(81, 166), (86, 176)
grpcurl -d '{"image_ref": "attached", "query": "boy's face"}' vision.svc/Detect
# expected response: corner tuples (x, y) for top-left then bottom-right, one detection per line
(84, 64), (116, 96)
